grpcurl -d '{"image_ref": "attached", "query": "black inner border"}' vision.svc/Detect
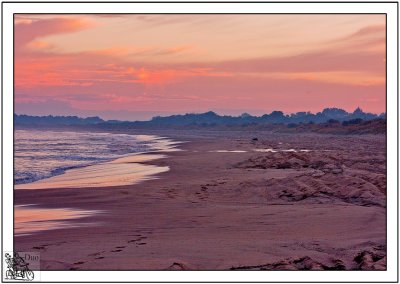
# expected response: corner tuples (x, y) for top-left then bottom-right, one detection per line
(1, 2), (399, 283)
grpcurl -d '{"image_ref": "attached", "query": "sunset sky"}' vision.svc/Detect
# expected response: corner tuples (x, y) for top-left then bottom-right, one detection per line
(15, 14), (386, 120)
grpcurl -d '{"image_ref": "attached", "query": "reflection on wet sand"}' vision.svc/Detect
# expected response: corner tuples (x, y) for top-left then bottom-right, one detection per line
(209, 150), (247, 153)
(15, 205), (102, 236)
(254, 148), (311, 153)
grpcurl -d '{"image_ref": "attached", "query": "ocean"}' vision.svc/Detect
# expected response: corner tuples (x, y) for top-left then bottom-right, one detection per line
(14, 129), (177, 186)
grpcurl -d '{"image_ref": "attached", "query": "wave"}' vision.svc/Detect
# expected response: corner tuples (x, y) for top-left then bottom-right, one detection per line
(14, 130), (179, 185)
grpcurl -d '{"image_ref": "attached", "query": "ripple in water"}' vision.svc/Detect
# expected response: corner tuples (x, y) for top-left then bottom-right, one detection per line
(14, 130), (179, 185)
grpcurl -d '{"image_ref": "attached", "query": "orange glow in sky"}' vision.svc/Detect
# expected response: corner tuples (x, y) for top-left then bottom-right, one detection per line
(14, 14), (386, 120)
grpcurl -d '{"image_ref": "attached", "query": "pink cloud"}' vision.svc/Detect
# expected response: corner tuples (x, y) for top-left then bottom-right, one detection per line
(15, 17), (94, 49)
(14, 17), (386, 118)
(212, 49), (384, 75)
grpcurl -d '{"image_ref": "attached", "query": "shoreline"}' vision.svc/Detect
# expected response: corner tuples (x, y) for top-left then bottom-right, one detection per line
(14, 153), (170, 190)
(14, 130), (386, 270)
(15, 130), (182, 189)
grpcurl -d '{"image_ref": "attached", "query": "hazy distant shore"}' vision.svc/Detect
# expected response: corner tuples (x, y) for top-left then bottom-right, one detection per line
(14, 107), (386, 135)
(14, 116), (386, 137)
(14, 129), (386, 270)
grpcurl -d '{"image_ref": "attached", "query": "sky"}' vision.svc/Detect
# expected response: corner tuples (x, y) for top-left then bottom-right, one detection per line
(14, 14), (386, 120)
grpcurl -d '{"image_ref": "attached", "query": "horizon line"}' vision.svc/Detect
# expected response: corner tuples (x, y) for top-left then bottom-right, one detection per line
(14, 106), (386, 122)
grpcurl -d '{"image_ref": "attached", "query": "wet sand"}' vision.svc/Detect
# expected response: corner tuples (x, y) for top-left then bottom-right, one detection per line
(15, 154), (170, 190)
(14, 205), (102, 237)
(14, 130), (386, 270)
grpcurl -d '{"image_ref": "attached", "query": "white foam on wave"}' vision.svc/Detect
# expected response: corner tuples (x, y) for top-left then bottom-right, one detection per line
(15, 130), (181, 187)
(15, 154), (169, 190)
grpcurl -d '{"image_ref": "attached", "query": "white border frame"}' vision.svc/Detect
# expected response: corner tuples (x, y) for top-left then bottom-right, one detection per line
(1, 2), (398, 282)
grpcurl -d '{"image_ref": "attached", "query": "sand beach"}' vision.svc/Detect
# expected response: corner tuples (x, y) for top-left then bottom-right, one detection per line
(14, 129), (386, 270)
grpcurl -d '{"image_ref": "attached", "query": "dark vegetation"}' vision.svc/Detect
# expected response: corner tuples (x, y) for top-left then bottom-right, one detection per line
(15, 107), (385, 127)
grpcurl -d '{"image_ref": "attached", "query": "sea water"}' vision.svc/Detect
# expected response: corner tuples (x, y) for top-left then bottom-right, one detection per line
(14, 129), (178, 186)
(14, 129), (178, 235)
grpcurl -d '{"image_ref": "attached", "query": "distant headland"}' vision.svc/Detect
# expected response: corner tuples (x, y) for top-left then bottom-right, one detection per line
(14, 107), (385, 127)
